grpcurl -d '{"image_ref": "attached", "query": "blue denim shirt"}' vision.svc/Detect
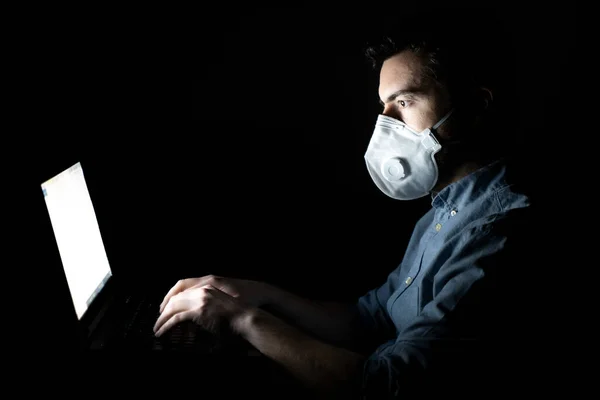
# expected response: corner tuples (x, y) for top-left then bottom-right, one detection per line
(356, 159), (532, 398)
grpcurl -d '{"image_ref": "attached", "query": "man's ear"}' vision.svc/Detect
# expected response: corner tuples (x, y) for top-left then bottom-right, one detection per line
(465, 86), (494, 130)
(477, 87), (494, 113)
(463, 86), (494, 134)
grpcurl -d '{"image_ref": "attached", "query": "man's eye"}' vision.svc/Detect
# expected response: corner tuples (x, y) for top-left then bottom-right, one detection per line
(397, 100), (407, 108)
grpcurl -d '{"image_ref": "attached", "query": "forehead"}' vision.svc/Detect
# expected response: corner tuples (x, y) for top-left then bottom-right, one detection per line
(379, 50), (427, 97)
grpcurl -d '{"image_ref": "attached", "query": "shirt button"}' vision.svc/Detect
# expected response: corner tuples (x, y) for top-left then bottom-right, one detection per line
(435, 223), (442, 231)
(450, 210), (457, 216)
(405, 276), (412, 285)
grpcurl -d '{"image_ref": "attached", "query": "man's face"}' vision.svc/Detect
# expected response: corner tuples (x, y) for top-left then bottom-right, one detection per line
(378, 49), (469, 191)
(378, 50), (452, 136)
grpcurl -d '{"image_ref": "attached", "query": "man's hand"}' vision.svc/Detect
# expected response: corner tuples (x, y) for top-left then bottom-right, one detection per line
(153, 284), (251, 337)
(157, 275), (366, 351)
(159, 275), (272, 314)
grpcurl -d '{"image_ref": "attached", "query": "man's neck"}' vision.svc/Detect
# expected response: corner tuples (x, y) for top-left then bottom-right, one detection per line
(433, 160), (487, 194)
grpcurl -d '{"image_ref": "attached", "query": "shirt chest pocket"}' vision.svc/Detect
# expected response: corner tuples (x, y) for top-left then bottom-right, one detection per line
(387, 263), (422, 332)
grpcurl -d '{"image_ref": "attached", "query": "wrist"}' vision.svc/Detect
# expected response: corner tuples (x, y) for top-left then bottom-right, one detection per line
(231, 307), (260, 338)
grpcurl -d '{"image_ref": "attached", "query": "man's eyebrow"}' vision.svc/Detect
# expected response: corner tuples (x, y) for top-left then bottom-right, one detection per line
(379, 88), (420, 105)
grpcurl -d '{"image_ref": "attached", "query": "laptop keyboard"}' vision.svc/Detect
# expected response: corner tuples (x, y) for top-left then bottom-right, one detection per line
(120, 294), (221, 351)
(119, 294), (256, 354)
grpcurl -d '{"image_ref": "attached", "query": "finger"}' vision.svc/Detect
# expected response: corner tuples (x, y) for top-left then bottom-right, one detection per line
(154, 296), (190, 333)
(159, 278), (204, 313)
(159, 281), (183, 313)
(155, 310), (196, 338)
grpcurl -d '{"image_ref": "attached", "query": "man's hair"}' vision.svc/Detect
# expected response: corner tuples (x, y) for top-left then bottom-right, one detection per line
(365, 7), (515, 107)
(364, 7), (519, 159)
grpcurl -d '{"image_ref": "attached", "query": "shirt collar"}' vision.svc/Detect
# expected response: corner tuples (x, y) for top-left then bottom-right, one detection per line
(430, 158), (510, 213)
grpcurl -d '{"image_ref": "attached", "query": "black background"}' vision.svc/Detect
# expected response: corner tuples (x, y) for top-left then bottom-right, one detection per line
(15, 4), (578, 367)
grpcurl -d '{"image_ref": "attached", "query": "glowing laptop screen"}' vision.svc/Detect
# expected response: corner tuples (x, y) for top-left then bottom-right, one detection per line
(41, 162), (112, 320)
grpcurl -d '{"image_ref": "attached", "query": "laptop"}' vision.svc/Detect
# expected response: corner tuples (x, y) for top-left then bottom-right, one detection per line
(40, 161), (257, 353)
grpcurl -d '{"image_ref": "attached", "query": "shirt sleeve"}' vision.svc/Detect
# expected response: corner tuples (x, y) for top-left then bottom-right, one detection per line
(355, 212), (435, 351)
(360, 215), (529, 399)
(355, 267), (399, 342)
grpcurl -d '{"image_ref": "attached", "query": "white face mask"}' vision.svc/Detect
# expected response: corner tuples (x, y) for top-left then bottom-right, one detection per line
(364, 110), (454, 200)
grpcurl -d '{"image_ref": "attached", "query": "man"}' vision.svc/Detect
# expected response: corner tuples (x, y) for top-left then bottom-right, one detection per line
(156, 10), (535, 399)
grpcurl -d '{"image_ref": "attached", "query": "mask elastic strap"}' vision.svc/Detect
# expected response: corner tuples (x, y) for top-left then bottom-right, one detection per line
(432, 108), (454, 131)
